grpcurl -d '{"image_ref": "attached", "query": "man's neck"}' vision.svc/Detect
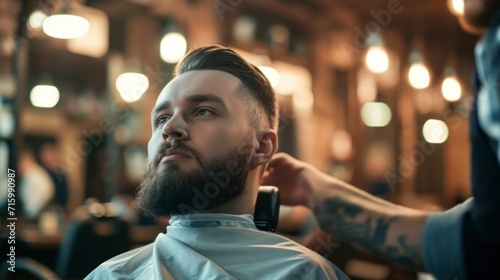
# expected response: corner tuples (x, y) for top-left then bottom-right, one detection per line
(205, 175), (261, 216)
(206, 190), (255, 216)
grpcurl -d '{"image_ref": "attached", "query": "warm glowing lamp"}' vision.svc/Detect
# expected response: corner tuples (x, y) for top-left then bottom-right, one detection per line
(160, 32), (187, 64)
(43, 1), (89, 41)
(441, 66), (462, 102)
(448, 0), (464, 15)
(361, 102), (392, 127)
(115, 73), (149, 103)
(30, 85), (60, 108)
(408, 49), (431, 89)
(365, 32), (389, 74)
(28, 10), (48, 29)
(408, 63), (431, 89)
(442, 76), (462, 102)
(423, 119), (449, 144)
(366, 46), (389, 73)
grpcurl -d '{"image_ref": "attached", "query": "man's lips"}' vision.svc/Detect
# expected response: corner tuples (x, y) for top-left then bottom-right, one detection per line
(157, 150), (191, 164)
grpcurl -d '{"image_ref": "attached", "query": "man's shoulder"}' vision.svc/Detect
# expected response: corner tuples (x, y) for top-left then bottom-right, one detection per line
(85, 243), (156, 279)
(242, 231), (344, 278)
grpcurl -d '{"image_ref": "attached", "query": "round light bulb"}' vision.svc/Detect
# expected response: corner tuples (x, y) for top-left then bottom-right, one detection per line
(43, 14), (89, 39)
(160, 32), (187, 63)
(408, 63), (431, 89)
(361, 102), (392, 127)
(448, 0), (464, 15)
(115, 73), (149, 103)
(28, 10), (48, 29)
(366, 46), (389, 73)
(441, 76), (462, 102)
(30, 85), (60, 108)
(423, 119), (449, 144)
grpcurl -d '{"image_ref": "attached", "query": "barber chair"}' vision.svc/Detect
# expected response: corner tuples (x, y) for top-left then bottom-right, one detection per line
(254, 186), (280, 232)
(0, 257), (61, 280)
(56, 202), (130, 279)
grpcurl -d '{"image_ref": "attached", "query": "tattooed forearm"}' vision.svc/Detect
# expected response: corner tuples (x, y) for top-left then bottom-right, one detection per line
(314, 197), (422, 269)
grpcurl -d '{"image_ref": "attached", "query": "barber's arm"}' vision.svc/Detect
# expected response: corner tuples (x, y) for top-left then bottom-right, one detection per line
(262, 153), (429, 271)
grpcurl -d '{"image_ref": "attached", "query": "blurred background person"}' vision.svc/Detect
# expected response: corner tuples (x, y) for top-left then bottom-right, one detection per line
(39, 142), (69, 212)
(19, 148), (55, 220)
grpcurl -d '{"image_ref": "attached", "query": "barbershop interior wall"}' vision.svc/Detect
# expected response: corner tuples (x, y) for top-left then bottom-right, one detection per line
(4, 0), (477, 212)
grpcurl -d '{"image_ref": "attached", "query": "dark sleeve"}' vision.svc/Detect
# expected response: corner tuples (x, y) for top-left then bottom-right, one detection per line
(462, 74), (500, 279)
(423, 199), (472, 280)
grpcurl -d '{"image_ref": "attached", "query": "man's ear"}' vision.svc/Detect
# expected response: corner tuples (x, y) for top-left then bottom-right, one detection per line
(251, 129), (278, 167)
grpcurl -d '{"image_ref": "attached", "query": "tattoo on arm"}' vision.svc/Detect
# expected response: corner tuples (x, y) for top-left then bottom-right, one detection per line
(315, 197), (420, 268)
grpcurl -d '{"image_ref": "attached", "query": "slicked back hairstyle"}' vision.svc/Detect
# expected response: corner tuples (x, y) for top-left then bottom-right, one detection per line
(174, 45), (278, 129)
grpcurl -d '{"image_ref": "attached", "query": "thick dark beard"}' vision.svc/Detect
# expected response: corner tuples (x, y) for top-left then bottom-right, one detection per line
(133, 138), (253, 218)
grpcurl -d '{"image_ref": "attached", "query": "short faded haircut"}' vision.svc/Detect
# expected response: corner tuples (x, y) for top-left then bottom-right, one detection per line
(174, 45), (278, 129)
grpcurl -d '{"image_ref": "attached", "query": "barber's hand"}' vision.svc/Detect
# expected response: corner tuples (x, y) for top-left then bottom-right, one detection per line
(262, 153), (315, 208)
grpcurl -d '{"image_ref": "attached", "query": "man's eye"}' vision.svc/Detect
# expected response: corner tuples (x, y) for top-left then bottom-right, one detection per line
(196, 108), (214, 116)
(155, 115), (170, 127)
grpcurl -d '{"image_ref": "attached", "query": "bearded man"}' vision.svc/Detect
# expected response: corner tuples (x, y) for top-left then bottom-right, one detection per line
(86, 45), (348, 280)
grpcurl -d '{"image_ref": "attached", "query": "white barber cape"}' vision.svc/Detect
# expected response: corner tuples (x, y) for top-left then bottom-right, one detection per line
(86, 213), (348, 280)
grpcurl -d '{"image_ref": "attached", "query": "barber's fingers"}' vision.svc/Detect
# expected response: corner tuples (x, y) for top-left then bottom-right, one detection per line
(261, 167), (281, 185)
(266, 153), (292, 170)
(263, 154), (286, 182)
(262, 153), (302, 186)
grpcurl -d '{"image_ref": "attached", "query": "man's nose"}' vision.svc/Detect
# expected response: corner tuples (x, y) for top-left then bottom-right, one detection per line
(161, 114), (188, 141)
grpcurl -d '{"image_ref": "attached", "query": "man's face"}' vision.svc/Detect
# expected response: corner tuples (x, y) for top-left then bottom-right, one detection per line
(134, 70), (257, 217)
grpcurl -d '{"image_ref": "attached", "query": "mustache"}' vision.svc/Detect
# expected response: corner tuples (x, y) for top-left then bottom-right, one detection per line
(154, 141), (200, 165)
